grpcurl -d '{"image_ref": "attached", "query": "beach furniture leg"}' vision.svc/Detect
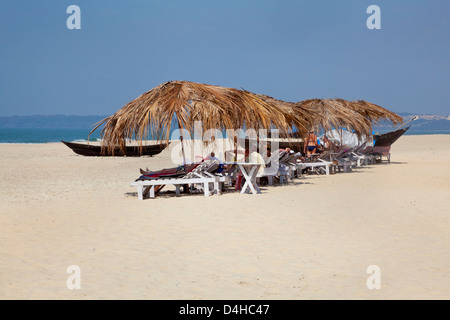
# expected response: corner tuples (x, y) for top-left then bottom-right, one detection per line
(325, 164), (330, 175)
(251, 178), (261, 194)
(239, 165), (251, 194)
(241, 165), (260, 194)
(175, 185), (181, 196)
(149, 186), (155, 198)
(214, 181), (219, 195)
(137, 185), (144, 200)
(241, 179), (250, 194)
(203, 182), (210, 196)
(251, 167), (261, 194)
(143, 186), (151, 199)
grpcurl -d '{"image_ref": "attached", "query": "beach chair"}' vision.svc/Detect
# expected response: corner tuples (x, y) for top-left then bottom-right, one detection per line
(131, 160), (229, 199)
(349, 144), (376, 166)
(334, 147), (357, 172)
(254, 150), (295, 184)
(256, 150), (280, 185)
(372, 146), (391, 163)
(279, 152), (299, 180)
(272, 150), (297, 183)
(300, 150), (334, 175)
(348, 144), (367, 167)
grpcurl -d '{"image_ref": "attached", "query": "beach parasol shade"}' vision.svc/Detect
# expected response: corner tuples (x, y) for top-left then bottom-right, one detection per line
(340, 99), (403, 126)
(90, 80), (310, 156)
(294, 98), (373, 137)
(254, 94), (314, 131)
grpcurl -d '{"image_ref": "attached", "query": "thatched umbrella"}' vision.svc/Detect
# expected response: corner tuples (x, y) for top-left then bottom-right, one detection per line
(250, 94), (313, 149)
(294, 98), (373, 137)
(90, 80), (309, 160)
(340, 99), (403, 126)
(254, 94), (314, 129)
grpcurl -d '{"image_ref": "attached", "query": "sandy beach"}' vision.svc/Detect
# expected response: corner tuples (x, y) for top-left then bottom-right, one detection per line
(0, 135), (449, 300)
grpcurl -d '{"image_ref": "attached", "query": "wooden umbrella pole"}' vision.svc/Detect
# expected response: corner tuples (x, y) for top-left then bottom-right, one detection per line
(233, 135), (238, 162)
(177, 118), (187, 166)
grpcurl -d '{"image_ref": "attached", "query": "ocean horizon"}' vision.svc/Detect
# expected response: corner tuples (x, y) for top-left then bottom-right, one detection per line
(0, 128), (101, 144)
(0, 127), (449, 144)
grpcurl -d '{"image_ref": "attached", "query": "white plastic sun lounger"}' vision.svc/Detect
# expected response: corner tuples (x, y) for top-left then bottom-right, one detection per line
(301, 159), (333, 175)
(256, 150), (296, 184)
(131, 161), (229, 199)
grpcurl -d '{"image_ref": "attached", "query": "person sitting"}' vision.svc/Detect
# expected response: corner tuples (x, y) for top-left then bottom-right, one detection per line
(279, 147), (294, 154)
(205, 152), (221, 162)
(322, 135), (338, 151)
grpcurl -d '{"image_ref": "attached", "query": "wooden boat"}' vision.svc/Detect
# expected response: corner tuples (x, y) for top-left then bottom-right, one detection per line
(374, 125), (410, 147)
(62, 140), (169, 157)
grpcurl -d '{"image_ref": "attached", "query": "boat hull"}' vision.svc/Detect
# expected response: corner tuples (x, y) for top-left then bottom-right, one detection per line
(374, 126), (410, 147)
(62, 141), (169, 157)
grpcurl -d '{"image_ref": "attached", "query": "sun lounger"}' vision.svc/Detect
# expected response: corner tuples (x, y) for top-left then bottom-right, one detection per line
(279, 153), (299, 180)
(329, 147), (356, 173)
(131, 160), (229, 199)
(265, 150), (300, 184)
(300, 150), (334, 175)
(372, 145), (391, 163)
(348, 144), (376, 166)
(256, 151), (280, 185)
(302, 158), (334, 175)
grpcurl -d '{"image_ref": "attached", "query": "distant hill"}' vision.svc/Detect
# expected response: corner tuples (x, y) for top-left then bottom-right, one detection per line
(0, 115), (108, 129)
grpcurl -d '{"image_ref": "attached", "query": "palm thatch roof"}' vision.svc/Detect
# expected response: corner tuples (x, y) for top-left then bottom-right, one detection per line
(295, 99), (373, 137)
(254, 94), (314, 129)
(340, 99), (403, 125)
(90, 81), (310, 154)
(235, 93), (402, 139)
(254, 95), (373, 137)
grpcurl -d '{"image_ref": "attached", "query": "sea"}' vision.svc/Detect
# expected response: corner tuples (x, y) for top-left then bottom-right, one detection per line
(0, 128), (102, 144)
(0, 128), (449, 144)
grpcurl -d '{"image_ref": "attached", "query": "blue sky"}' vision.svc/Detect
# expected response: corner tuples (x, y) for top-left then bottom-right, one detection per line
(0, 0), (449, 116)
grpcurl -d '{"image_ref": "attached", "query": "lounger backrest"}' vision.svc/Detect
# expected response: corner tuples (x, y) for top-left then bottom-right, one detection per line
(281, 154), (296, 164)
(318, 150), (332, 161)
(338, 147), (356, 158)
(373, 146), (391, 155)
(360, 146), (374, 154)
(265, 150), (280, 166)
(183, 160), (220, 179)
(278, 151), (288, 161)
(331, 147), (349, 160)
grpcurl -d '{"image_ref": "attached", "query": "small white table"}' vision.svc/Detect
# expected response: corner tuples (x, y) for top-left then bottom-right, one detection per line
(225, 162), (262, 195)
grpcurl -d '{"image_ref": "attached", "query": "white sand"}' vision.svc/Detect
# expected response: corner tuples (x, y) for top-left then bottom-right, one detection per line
(0, 135), (449, 299)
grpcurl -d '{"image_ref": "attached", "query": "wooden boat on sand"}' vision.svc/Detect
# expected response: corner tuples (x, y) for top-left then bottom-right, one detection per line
(62, 140), (169, 157)
(374, 125), (411, 147)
